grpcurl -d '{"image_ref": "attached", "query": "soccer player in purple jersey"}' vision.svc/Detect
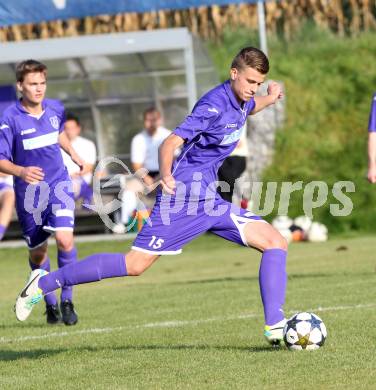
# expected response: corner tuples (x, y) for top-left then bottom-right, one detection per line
(367, 93), (376, 183)
(0, 60), (84, 325)
(0, 174), (15, 240)
(15, 48), (288, 345)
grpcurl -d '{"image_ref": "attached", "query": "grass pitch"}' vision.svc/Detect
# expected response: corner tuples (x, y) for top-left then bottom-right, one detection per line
(0, 234), (375, 389)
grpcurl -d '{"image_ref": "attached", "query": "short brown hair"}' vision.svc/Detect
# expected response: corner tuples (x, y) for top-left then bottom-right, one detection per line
(143, 106), (161, 120)
(15, 59), (47, 82)
(66, 112), (80, 126)
(231, 47), (269, 74)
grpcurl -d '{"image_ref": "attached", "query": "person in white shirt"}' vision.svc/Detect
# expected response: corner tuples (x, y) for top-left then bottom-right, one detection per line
(0, 174), (15, 240)
(131, 107), (171, 185)
(61, 113), (97, 207)
(115, 107), (171, 233)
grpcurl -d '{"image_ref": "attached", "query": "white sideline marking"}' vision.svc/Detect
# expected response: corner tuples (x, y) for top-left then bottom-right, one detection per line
(1, 303), (375, 345)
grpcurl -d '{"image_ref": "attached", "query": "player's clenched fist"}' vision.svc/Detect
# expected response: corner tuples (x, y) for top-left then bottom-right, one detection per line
(19, 166), (44, 184)
(160, 174), (176, 195)
(267, 81), (283, 102)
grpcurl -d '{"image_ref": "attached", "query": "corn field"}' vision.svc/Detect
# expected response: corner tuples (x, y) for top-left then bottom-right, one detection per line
(0, 0), (375, 42)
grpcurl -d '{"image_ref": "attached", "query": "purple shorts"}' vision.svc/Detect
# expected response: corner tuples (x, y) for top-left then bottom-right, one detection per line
(132, 194), (263, 255)
(0, 182), (13, 194)
(16, 179), (75, 249)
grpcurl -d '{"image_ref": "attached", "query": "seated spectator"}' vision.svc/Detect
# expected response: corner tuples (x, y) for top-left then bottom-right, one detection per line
(218, 122), (248, 204)
(0, 174), (15, 240)
(113, 107), (171, 233)
(61, 113), (97, 208)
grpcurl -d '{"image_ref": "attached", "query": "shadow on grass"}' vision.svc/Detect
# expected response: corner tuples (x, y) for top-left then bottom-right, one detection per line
(0, 344), (281, 361)
(121, 344), (279, 353)
(168, 272), (339, 287)
(0, 348), (66, 361)
(86, 344), (281, 354)
(0, 323), (64, 331)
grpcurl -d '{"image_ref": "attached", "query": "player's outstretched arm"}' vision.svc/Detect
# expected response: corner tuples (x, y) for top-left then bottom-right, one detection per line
(368, 132), (376, 183)
(59, 131), (85, 172)
(251, 81), (283, 115)
(158, 134), (185, 195)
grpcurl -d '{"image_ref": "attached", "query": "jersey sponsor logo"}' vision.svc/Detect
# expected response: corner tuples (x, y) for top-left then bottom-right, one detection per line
(225, 123), (237, 128)
(22, 131), (59, 150)
(49, 115), (59, 130)
(220, 125), (245, 145)
(207, 107), (219, 114)
(0, 124), (9, 130)
(21, 128), (37, 135)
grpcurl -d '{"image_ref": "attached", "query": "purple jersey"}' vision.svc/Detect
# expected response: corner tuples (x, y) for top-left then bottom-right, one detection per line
(0, 99), (75, 248)
(0, 99), (66, 187)
(133, 80), (261, 255)
(368, 93), (376, 132)
(173, 80), (255, 199)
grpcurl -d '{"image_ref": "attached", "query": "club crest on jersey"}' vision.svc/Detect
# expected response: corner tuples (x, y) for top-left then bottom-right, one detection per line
(49, 116), (59, 130)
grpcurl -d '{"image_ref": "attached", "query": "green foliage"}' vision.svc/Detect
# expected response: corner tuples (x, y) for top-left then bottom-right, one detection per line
(208, 25), (376, 232)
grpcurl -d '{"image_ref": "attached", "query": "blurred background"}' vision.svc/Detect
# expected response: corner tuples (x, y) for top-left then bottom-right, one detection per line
(0, 0), (375, 239)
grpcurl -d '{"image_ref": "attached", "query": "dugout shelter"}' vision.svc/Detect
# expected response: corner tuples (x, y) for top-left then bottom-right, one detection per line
(0, 28), (217, 166)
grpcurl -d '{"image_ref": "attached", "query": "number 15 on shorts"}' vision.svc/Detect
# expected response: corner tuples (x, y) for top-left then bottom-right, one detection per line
(148, 236), (164, 249)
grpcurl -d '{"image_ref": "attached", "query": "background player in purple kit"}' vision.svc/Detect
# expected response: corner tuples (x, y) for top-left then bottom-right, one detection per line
(367, 93), (376, 183)
(15, 48), (288, 345)
(0, 60), (84, 325)
(0, 174), (15, 240)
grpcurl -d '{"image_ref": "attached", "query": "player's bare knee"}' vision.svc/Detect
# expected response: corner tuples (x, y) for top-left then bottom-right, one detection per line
(126, 251), (158, 276)
(126, 259), (151, 276)
(127, 263), (147, 276)
(55, 235), (74, 252)
(266, 233), (288, 251)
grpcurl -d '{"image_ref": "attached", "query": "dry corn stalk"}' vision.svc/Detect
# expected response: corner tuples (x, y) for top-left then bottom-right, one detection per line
(349, 0), (361, 35)
(0, 1), (375, 42)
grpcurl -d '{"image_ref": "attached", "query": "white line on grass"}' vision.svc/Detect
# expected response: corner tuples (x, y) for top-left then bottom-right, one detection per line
(1, 302), (375, 345)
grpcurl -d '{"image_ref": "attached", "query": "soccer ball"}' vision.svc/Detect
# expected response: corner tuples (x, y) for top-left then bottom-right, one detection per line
(272, 216), (293, 243)
(283, 312), (327, 350)
(278, 228), (292, 244)
(293, 215), (312, 232)
(272, 215), (293, 231)
(307, 222), (328, 242)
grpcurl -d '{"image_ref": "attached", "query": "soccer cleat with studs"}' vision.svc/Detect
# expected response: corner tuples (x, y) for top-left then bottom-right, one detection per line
(45, 304), (62, 324)
(60, 300), (78, 326)
(15, 269), (46, 321)
(264, 318), (287, 346)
